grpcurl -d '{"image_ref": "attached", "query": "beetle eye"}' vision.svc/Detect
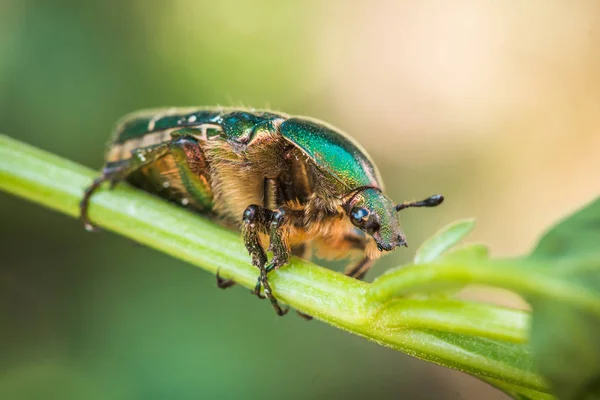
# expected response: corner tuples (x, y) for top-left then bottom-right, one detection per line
(350, 207), (369, 226)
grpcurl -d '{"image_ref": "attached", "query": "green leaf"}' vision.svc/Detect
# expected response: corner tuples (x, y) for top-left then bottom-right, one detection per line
(414, 219), (476, 264)
(369, 257), (600, 318)
(412, 243), (490, 299)
(442, 242), (489, 262)
(526, 198), (600, 400)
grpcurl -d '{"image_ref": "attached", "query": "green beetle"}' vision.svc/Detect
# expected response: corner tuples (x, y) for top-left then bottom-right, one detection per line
(81, 107), (443, 316)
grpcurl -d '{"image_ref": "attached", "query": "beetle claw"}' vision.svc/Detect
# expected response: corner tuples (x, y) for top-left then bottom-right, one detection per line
(80, 203), (101, 232)
(275, 305), (290, 316)
(296, 310), (313, 320)
(216, 269), (236, 289)
(252, 278), (266, 299)
(80, 177), (107, 233)
(83, 222), (101, 233)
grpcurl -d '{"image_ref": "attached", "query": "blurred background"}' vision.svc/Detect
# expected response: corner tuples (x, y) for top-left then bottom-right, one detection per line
(1, 0), (599, 399)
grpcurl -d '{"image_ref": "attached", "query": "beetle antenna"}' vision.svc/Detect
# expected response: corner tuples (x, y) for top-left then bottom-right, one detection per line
(396, 194), (444, 212)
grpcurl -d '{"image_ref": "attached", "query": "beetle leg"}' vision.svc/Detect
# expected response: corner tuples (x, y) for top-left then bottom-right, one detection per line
(263, 205), (316, 320)
(168, 133), (213, 209)
(262, 178), (295, 273)
(345, 257), (375, 280)
(80, 177), (106, 232)
(265, 209), (290, 272)
(261, 208), (293, 314)
(216, 269), (236, 289)
(81, 131), (211, 231)
(340, 231), (375, 281)
(80, 141), (174, 230)
(241, 204), (290, 316)
(241, 205), (269, 283)
(80, 157), (154, 231)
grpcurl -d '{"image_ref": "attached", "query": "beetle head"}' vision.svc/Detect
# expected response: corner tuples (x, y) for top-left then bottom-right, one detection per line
(344, 187), (444, 252)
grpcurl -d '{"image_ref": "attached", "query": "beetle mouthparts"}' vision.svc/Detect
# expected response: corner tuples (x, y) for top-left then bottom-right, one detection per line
(376, 237), (407, 252)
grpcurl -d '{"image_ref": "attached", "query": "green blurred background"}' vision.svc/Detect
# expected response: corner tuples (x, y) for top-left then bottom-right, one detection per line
(1, 1), (599, 399)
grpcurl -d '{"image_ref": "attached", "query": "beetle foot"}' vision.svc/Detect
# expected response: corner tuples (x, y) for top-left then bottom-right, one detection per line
(253, 269), (288, 316)
(251, 278), (266, 299)
(267, 292), (289, 316)
(80, 177), (105, 232)
(216, 269), (236, 289)
(80, 162), (132, 233)
(296, 311), (313, 320)
(82, 218), (101, 233)
(263, 280), (289, 316)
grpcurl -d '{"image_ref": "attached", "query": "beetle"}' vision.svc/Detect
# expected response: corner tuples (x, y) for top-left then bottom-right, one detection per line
(80, 107), (443, 316)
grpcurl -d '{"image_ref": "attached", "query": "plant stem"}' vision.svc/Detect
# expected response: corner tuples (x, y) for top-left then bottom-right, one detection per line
(370, 259), (600, 318)
(375, 298), (528, 343)
(0, 134), (551, 396)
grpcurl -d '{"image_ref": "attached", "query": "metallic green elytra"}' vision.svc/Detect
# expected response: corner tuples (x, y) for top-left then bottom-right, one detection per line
(81, 107), (444, 317)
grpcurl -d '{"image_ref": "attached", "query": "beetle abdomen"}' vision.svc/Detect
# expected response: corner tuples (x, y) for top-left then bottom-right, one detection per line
(106, 109), (225, 163)
(112, 108), (222, 144)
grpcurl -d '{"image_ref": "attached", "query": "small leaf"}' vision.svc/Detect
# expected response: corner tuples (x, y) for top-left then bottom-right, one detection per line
(442, 243), (489, 262)
(417, 243), (489, 298)
(414, 219), (475, 264)
(526, 198), (600, 400)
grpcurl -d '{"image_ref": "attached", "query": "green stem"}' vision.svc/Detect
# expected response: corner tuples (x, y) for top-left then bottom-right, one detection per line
(375, 298), (528, 343)
(0, 134), (550, 396)
(370, 260), (600, 318)
(484, 377), (556, 400)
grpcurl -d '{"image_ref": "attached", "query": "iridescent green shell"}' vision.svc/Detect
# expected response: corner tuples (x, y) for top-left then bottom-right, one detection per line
(109, 108), (384, 195)
(279, 117), (384, 191)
